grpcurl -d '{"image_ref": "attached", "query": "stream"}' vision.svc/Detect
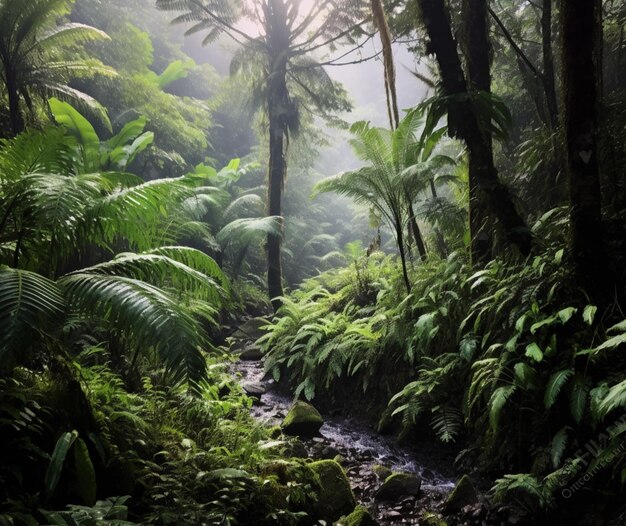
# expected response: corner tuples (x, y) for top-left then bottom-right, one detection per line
(234, 356), (460, 525)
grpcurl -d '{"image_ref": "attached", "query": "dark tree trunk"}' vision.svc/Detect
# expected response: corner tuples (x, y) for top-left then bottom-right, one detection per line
(265, 0), (290, 311)
(561, 0), (610, 300)
(406, 196), (427, 261)
(542, 0), (559, 130)
(430, 180), (449, 257)
(6, 72), (24, 136)
(416, 0), (531, 262)
(394, 218), (412, 294)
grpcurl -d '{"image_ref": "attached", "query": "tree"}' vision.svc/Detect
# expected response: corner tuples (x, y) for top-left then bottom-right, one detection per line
(560, 0), (609, 300)
(415, 0), (532, 262)
(313, 111), (451, 293)
(156, 0), (370, 310)
(0, 0), (115, 136)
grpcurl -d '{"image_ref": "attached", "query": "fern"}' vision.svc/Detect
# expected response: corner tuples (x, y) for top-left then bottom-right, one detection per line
(0, 267), (64, 369)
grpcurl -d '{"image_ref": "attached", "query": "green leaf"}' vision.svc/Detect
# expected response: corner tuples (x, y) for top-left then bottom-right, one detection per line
(73, 437), (97, 505)
(551, 428), (569, 468)
(557, 307), (577, 324)
(525, 342), (543, 362)
(570, 374), (591, 424)
(459, 336), (478, 362)
(489, 385), (516, 431)
(45, 431), (78, 498)
(544, 369), (574, 409)
(0, 268), (65, 370)
(514, 362), (538, 390)
(583, 305), (597, 326)
(49, 98), (99, 170)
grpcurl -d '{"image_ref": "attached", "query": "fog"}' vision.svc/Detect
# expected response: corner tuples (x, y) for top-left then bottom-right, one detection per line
(181, 33), (431, 175)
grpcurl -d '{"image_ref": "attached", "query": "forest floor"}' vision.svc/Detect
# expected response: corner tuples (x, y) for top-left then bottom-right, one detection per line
(232, 340), (511, 525)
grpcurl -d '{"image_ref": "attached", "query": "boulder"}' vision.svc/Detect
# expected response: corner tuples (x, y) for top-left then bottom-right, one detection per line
(281, 401), (323, 437)
(375, 472), (421, 501)
(442, 475), (478, 515)
(336, 505), (379, 526)
(232, 317), (268, 340)
(310, 460), (356, 522)
(242, 381), (266, 397)
(239, 344), (263, 361)
(372, 464), (392, 481)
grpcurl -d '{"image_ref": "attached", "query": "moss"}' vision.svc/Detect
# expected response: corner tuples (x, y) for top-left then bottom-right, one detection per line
(371, 464), (392, 480)
(420, 511), (448, 526)
(282, 401), (324, 437)
(309, 459), (356, 522)
(336, 505), (378, 525)
(268, 425), (282, 439)
(443, 474), (477, 514)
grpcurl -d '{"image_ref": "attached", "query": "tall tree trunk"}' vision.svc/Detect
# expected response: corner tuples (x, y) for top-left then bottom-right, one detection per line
(462, 0), (496, 261)
(416, 0), (531, 261)
(372, 0), (428, 263)
(542, 0), (559, 130)
(561, 0), (610, 300)
(407, 198), (427, 261)
(265, 0), (290, 311)
(6, 72), (24, 136)
(371, 0), (400, 129)
(394, 218), (412, 294)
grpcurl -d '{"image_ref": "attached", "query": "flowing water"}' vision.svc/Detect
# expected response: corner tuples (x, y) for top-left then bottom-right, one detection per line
(234, 358), (458, 524)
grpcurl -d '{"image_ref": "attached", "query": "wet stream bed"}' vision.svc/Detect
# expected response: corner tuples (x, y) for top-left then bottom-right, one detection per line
(234, 357), (462, 525)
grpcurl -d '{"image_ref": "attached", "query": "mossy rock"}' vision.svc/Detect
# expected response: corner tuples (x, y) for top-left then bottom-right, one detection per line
(420, 511), (448, 526)
(336, 505), (379, 526)
(442, 474), (477, 515)
(268, 425), (282, 439)
(372, 464), (392, 480)
(310, 459), (356, 522)
(258, 460), (318, 515)
(375, 472), (421, 501)
(282, 401), (324, 437)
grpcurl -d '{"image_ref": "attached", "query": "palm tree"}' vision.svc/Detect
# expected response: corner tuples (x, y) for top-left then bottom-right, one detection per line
(0, 0), (115, 135)
(156, 0), (371, 310)
(313, 111), (447, 293)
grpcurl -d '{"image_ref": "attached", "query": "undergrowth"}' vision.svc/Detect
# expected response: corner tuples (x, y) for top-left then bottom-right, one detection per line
(258, 208), (626, 517)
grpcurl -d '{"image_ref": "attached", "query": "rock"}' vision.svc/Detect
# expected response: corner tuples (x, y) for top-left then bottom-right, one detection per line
(321, 445), (341, 459)
(242, 381), (266, 397)
(375, 472), (422, 501)
(231, 317), (268, 341)
(281, 401), (324, 438)
(335, 505), (379, 526)
(420, 511), (448, 526)
(239, 344), (263, 361)
(285, 440), (309, 459)
(268, 426), (282, 439)
(372, 464), (393, 480)
(333, 454), (347, 465)
(442, 475), (478, 515)
(310, 460), (356, 522)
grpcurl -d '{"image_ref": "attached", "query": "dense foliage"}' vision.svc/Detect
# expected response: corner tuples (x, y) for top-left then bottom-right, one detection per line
(1, 0), (626, 524)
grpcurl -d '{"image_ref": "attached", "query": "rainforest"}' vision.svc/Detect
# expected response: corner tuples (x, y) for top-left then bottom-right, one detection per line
(1, 0), (625, 525)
